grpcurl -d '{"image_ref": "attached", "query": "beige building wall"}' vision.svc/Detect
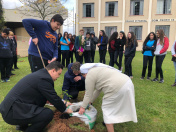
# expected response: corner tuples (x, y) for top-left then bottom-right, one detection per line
(77, 0), (176, 51)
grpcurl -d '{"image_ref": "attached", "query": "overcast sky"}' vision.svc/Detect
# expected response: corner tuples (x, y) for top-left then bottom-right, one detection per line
(2, 0), (76, 34)
(2, 0), (76, 10)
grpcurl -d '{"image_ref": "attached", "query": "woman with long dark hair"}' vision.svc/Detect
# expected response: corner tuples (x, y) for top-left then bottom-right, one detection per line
(115, 31), (126, 71)
(108, 32), (118, 67)
(152, 29), (169, 83)
(60, 32), (70, 67)
(141, 32), (157, 80)
(97, 30), (108, 64)
(69, 33), (74, 63)
(124, 32), (138, 78)
(57, 33), (62, 63)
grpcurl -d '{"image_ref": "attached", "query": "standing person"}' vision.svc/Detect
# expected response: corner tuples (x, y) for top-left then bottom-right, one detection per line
(57, 33), (62, 63)
(8, 32), (19, 70)
(84, 32), (92, 63)
(90, 31), (98, 63)
(79, 63), (137, 132)
(115, 31), (126, 71)
(124, 32), (138, 78)
(108, 32), (118, 67)
(171, 40), (176, 86)
(72, 35), (77, 59)
(152, 29), (169, 83)
(141, 32), (157, 80)
(22, 14), (63, 72)
(69, 33), (74, 63)
(0, 61), (73, 132)
(0, 29), (14, 82)
(97, 30), (108, 64)
(75, 29), (85, 64)
(60, 32), (70, 67)
(8, 31), (16, 76)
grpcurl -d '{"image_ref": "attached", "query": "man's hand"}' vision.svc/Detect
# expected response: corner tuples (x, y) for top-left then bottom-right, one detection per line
(74, 76), (81, 82)
(66, 108), (73, 114)
(97, 43), (101, 46)
(174, 54), (176, 57)
(65, 102), (72, 107)
(78, 107), (85, 115)
(120, 37), (122, 39)
(48, 58), (56, 64)
(32, 38), (38, 46)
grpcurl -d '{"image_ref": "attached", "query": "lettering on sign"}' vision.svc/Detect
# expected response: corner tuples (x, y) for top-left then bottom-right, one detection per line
(152, 19), (175, 22)
(126, 20), (147, 23)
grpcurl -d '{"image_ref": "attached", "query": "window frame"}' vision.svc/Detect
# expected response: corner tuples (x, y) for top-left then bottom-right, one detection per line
(129, 26), (143, 40)
(105, 1), (118, 17)
(83, 3), (94, 18)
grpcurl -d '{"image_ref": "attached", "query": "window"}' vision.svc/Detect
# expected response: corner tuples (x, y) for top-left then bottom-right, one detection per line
(105, 2), (118, 16)
(155, 25), (170, 38)
(83, 27), (94, 36)
(157, 0), (172, 14)
(129, 26), (143, 40)
(105, 26), (117, 39)
(130, 0), (144, 15)
(83, 3), (94, 17)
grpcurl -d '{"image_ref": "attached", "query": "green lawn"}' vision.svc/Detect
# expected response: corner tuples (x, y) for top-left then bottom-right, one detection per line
(0, 51), (176, 132)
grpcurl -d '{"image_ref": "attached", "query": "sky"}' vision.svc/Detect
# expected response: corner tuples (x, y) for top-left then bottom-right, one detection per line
(2, 0), (76, 34)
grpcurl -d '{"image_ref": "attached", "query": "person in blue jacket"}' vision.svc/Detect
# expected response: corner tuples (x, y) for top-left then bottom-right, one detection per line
(62, 62), (85, 101)
(22, 14), (64, 72)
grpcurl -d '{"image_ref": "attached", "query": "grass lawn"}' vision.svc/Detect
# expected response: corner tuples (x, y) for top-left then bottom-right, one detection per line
(0, 51), (176, 132)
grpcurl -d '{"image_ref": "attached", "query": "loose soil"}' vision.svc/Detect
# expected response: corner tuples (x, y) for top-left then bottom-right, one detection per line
(46, 110), (95, 132)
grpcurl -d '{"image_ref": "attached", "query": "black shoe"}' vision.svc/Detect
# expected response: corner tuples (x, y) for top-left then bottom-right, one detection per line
(11, 68), (15, 71)
(159, 79), (164, 83)
(15, 67), (19, 69)
(147, 77), (150, 80)
(152, 78), (158, 82)
(10, 73), (15, 76)
(171, 82), (176, 87)
(16, 125), (28, 131)
(140, 77), (144, 80)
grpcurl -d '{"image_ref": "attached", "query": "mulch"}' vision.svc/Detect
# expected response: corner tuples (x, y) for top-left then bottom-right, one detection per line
(46, 110), (95, 132)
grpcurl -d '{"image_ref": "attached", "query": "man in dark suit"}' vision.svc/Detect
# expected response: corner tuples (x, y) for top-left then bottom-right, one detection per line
(0, 61), (72, 132)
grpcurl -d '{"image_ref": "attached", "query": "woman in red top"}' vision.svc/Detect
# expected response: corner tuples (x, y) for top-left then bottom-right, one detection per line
(69, 34), (74, 63)
(108, 32), (118, 67)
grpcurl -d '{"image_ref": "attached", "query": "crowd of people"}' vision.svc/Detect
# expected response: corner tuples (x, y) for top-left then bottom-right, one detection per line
(57, 27), (171, 84)
(0, 28), (19, 83)
(0, 13), (176, 132)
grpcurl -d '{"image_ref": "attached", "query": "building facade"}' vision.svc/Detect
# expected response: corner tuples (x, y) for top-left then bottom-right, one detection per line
(76, 0), (175, 51)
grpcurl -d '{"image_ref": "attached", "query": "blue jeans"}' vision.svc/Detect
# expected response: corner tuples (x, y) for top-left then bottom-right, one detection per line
(174, 61), (176, 82)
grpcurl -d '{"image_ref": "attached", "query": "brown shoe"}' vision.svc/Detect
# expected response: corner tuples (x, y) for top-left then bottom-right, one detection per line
(171, 82), (176, 87)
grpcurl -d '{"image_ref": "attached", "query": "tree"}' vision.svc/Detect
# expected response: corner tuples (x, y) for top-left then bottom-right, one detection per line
(18, 0), (68, 20)
(0, 0), (5, 30)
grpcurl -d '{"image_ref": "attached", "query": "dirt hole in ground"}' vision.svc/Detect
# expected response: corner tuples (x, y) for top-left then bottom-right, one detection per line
(46, 110), (95, 132)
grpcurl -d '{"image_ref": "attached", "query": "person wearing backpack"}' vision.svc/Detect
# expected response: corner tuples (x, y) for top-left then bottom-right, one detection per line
(84, 32), (92, 63)
(108, 32), (118, 67)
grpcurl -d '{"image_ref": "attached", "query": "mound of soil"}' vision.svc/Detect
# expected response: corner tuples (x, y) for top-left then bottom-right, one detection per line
(46, 110), (95, 132)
